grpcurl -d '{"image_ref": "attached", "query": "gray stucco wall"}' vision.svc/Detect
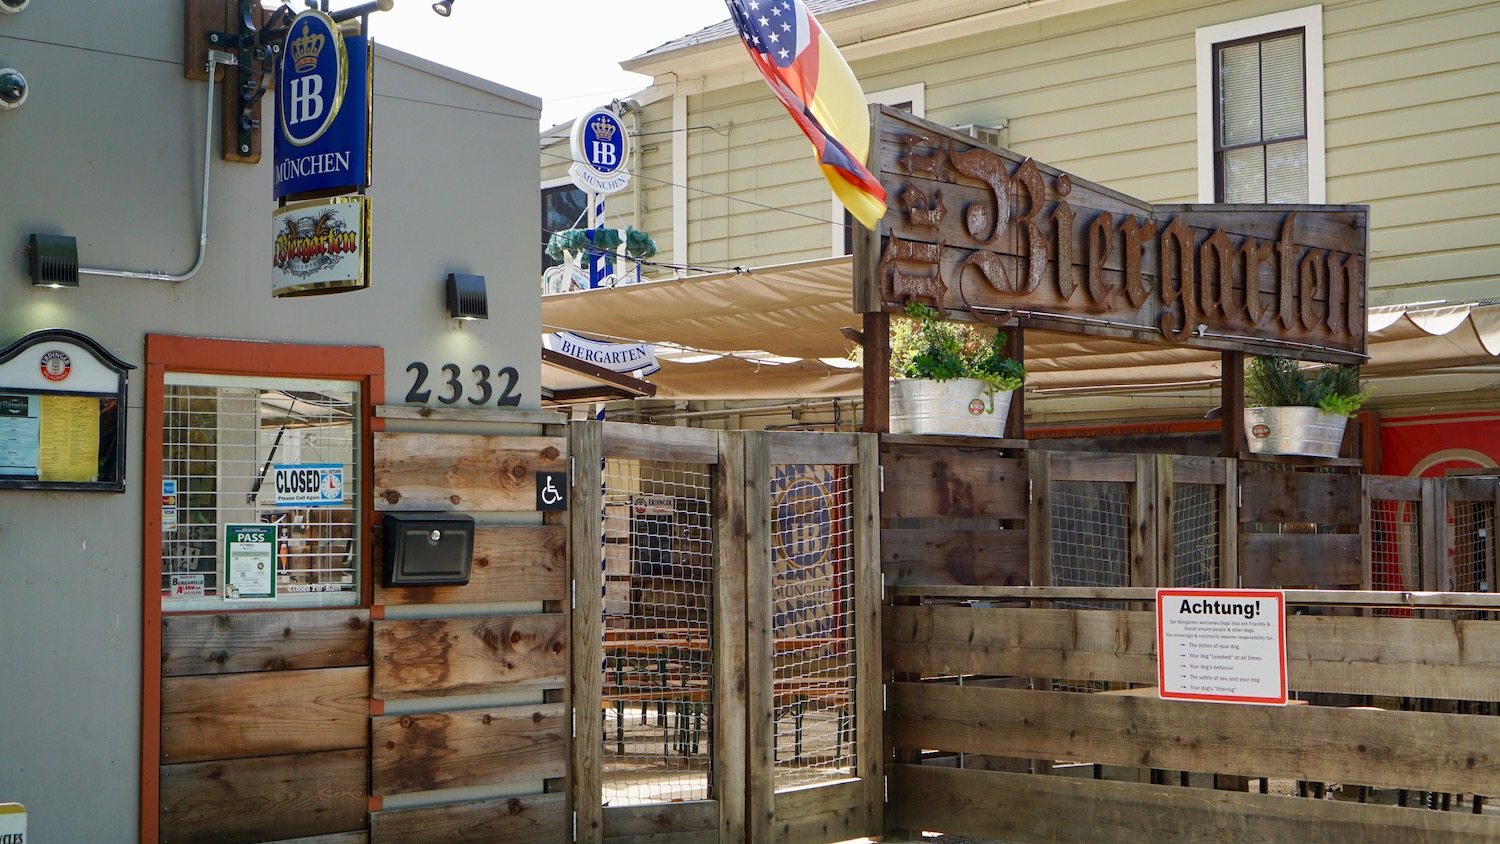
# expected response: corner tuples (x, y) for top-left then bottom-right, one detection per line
(0, 2), (541, 840)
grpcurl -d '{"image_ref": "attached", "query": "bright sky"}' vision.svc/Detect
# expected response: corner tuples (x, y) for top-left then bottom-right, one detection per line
(368, 0), (732, 127)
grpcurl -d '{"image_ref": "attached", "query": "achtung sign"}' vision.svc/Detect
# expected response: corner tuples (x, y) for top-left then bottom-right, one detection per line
(856, 108), (1369, 364)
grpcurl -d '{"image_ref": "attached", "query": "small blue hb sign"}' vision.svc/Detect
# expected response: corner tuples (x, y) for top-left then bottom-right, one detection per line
(569, 107), (631, 195)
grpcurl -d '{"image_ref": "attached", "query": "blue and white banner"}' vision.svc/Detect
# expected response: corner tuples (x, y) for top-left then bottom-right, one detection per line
(544, 331), (659, 376)
(274, 10), (371, 199)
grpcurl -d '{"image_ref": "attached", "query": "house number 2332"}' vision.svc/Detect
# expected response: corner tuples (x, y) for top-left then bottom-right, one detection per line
(405, 362), (522, 407)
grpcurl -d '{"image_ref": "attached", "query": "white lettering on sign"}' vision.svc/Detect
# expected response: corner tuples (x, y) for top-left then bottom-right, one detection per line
(289, 75), (325, 125)
(275, 151), (352, 182)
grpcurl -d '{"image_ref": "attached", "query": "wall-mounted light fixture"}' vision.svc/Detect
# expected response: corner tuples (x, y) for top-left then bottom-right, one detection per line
(0, 68), (25, 109)
(28, 234), (79, 288)
(446, 273), (488, 320)
(0, 0), (30, 15)
(432, 0), (454, 17)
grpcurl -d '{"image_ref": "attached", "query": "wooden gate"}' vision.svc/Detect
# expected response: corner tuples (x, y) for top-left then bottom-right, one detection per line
(569, 423), (881, 843)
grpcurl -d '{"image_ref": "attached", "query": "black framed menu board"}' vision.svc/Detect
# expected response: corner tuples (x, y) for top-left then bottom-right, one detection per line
(0, 329), (133, 492)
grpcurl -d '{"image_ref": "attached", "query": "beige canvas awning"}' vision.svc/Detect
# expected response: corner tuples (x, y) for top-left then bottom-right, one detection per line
(541, 256), (1500, 412)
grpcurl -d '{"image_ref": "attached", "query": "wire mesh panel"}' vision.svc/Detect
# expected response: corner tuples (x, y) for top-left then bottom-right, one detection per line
(769, 463), (856, 791)
(1051, 479), (1131, 591)
(600, 457), (714, 806)
(159, 375), (360, 611)
(1449, 499), (1493, 613)
(1050, 479), (1130, 692)
(1172, 483), (1220, 588)
(1371, 499), (1421, 594)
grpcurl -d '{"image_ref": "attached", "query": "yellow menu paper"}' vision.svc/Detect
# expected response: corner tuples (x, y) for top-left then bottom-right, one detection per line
(38, 395), (100, 482)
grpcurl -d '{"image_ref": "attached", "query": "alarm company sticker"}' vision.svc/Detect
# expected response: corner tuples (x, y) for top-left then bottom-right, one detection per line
(39, 349), (71, 382)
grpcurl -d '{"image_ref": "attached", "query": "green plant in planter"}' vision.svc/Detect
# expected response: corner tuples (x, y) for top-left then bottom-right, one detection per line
(1245, 355), (1369, 417)
(890, 303), (1025, 392)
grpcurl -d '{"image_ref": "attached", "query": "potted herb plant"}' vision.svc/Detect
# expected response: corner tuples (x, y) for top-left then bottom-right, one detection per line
(886, 303), (1025, 437)
(1244, 355), (1369, 457)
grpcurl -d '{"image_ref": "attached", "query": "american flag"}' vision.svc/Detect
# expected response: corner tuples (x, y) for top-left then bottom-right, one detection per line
(724, 0), (888, 227)
(729, 0), (807, 68)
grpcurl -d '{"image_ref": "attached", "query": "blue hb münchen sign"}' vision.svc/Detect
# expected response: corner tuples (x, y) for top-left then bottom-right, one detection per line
(274, 10), (370, 200)
(568, 107), (631, 195)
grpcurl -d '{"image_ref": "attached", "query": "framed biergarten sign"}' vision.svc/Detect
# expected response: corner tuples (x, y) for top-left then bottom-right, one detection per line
(853, 107), (1369, 365)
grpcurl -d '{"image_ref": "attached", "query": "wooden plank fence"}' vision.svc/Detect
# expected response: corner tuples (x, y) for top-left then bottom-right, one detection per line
(880, 435), (1500, 842)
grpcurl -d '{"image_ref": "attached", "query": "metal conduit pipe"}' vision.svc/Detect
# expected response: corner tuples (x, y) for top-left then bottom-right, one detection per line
(79, 51), (231, 282)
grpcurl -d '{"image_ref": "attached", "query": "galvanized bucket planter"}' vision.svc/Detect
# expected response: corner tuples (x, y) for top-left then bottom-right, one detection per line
(1244, 406), (1348, 458)
(890, 378), (1014, 438)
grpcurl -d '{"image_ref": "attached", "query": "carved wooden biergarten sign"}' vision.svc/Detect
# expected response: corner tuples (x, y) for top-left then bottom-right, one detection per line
(854, 108), (1369, 364)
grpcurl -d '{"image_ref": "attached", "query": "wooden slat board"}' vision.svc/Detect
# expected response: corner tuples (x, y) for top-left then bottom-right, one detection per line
(369, 793), (566, 843)
(1048, 452), (1139, 484)
(602, 801), (719, 843)
(161, 666), (369, 764)
(884, 606), (1156, 685)
(880, 452), (1027, 520)
(885, 605), (1500, 700)
(371, 703), (566, 796)
(161, 610), (370, 677)
(772, 779), (866, 844)
(886, 765), (1498, 844)
(373, 615), (567, 699)
(767, 431), (860, 466)
(373, 432), (565, 511)
(600, 420), (719, 463)
(1240, 470), (1363, 524)
(887, 683), (1500, 796)
(374, 525), (567, 605)
(886, 586), (1500, 609)
(1239, 533), (1362, 587)
(160, 749), (367, 843)
(881, 528), (1029, 587)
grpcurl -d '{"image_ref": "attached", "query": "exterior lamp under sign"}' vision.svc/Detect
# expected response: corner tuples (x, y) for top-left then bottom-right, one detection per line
(445, 273), (488, 320)
(432, 0), (454, 16)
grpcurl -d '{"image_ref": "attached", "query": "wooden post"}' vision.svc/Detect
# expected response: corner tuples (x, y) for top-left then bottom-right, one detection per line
(1221, 351), (1244, 459)
(743, 432), (776, 843)
(714, 432), (749, 843)
(567, 420), (604, 844)
(1005, 325), (1025, 438)
(862, 310), (890, 434)
(853, 433), (884, 837)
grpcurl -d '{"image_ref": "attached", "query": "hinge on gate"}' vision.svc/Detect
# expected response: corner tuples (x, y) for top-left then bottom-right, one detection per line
(1028, 478), (1033, 503)
(569, 456), (575, 487)
(570, 579), (576, 610)
(572, 810), (578, 841)
(879, 465), (885, 493)
(571, 707), (577, 738)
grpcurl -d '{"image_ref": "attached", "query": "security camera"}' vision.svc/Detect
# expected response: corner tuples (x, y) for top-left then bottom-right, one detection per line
(0, 69), (25, 109)
(0, 0), (30, 15)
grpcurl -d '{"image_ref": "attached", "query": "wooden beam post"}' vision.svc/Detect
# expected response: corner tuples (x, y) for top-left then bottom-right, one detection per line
(1005, 325), (1025, 438)
(863, 310), (891, 434)
(1221, 351), (1244, 459)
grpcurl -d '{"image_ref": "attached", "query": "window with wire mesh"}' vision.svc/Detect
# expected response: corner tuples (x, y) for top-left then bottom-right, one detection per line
(159, 375), (360, 611)
(771, 464), (856, 791)
(1172, 483), (1220, 588)
(1370, 499), (1421, 609)
(1050, 479), (1130, 691)
(599, 457), (715, 806)
(1449, 500), (1493, 618)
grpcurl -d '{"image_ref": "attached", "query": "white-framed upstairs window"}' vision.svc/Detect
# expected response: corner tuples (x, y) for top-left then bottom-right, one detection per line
(1196, 5), (1325, 204)
(835, 83), (925, 256)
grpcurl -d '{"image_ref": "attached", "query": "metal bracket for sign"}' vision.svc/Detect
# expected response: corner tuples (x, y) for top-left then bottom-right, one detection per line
(206, 0), (387, 162)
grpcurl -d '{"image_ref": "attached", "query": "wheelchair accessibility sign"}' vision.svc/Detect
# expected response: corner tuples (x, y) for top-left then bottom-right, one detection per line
(536, 471), (568, 511)
(273, 464), (345, 507)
